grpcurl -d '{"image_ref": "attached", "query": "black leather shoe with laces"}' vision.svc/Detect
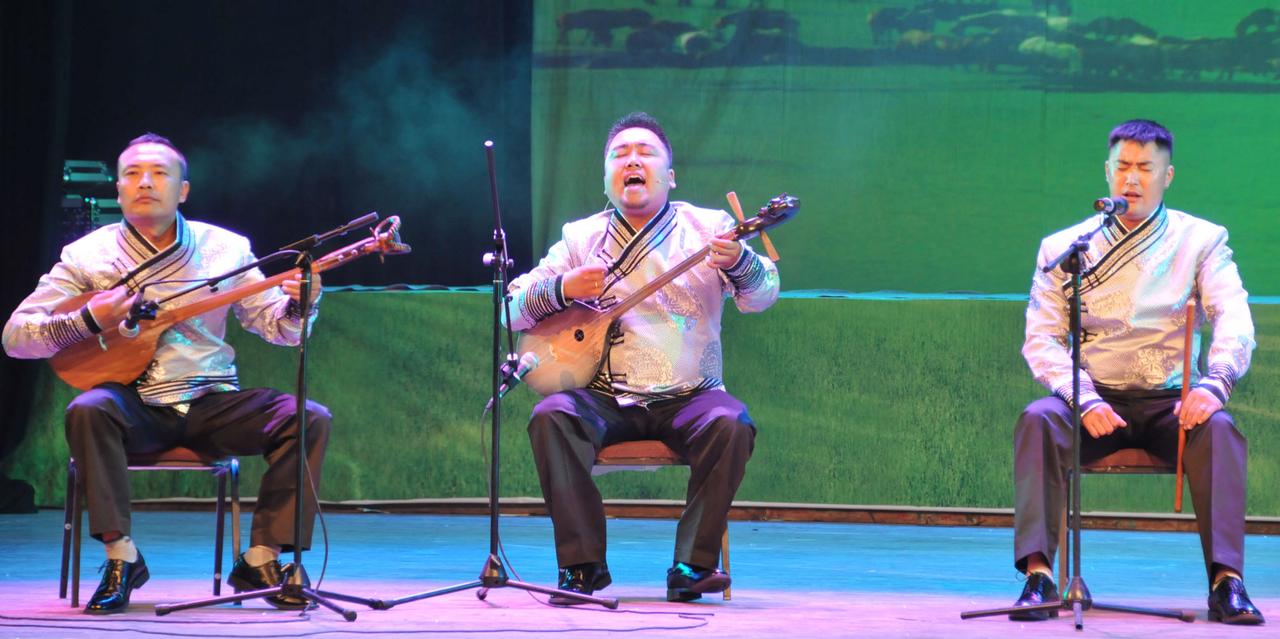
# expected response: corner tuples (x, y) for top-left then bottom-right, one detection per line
(666, 562), (730, 603)
(1008, 573), (1060, 621)
(1208, 576), (1265, 625)
(549, 562), (611, 606)
(228, 554), (312, 610)
(85, 552), (150, 615)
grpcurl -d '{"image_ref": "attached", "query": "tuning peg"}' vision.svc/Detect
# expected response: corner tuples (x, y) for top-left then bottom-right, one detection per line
(726, 191), (780, 262)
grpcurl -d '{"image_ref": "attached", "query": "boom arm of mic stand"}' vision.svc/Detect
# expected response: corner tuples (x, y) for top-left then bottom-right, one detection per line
(150, 249), (301, 307)
(1042, 214), (1112, 275)
(280, 212), (380, 253)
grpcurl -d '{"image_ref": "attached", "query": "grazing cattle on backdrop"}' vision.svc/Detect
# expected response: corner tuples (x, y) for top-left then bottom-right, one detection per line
(1018, 35), (1082, 75)
(556, 9), (652, 47)
(1160, 37), (1237, 81)
(868, 7), (936, 46)
(952, 10), (1069, 38)
(1235, 8), (1279, 38)
(1077, 16), (1157, 42)
(624, 20), (703, 56)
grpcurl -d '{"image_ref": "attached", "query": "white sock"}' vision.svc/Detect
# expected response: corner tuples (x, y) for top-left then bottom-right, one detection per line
(243, 544), (281, 567)
(105, 536), (138, 563)
(1213, 570), (1241, 589)
(1027, 566), (1053, 579)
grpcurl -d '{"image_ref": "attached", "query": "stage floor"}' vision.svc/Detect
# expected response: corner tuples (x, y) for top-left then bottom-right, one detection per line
(2, 510), (1276, 637)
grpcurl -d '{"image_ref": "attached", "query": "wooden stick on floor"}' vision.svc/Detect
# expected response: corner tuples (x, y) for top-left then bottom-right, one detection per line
(726, 191), (780, 262)
(1176, 301), (1195, 513)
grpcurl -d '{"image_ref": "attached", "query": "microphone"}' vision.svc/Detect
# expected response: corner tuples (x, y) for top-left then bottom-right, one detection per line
(118, 294), (157, 338)
(1094, 196), (1129, 216)
(484, 352), (539, 412)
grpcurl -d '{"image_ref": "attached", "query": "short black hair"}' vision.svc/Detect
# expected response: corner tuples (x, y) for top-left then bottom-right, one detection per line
(1108, 119), (1173, 161)
(604, 111), (673, 164)
(121, 132), (188, 179)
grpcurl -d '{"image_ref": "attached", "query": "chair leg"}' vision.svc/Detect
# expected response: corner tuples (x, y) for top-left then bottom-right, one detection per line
(59, 459), (75, 600)
(71, 481), (83, 609)
(1059, 470), (1073, 583)
(721, 526), (731, 601)
(230, 458), (241, 560)
(213, 466), (227, 596)
(229, 459), (242, 606)
(1058, 508), (1067, 583)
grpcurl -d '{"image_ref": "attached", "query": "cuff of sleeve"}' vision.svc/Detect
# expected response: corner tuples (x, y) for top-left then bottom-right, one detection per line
(80, 305), (103, 335)
(723, 248), (765, 293)
(721, 245), (749, 274)
(519, 276), (569, 324)
(1195, 379), (1229, 405)
(1080, 397), (1106, 415)
(554, 275), (567, 308)
(1055, 383), (1102, 411)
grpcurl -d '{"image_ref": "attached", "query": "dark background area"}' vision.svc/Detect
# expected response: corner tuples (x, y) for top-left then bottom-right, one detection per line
(0, 0), (532, 504)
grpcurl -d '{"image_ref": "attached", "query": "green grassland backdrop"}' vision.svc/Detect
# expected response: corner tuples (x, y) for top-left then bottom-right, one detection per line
(7, 292), (1279, 516)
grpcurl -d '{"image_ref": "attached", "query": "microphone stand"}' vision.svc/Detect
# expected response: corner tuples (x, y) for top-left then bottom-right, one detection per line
(961, 210), (1193, 627)
(370, 141), (617, 610)
(156, 214), (386, 621)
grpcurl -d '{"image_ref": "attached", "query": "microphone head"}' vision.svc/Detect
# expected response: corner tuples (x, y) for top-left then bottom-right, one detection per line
(515, 352), (540, 378)
(118, 320), (140, 338)
(1093, 196), (1128, 216)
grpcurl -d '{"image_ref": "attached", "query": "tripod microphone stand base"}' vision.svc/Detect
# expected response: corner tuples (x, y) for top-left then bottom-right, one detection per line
(961, 572), (1195, 627)
(370, 554), (619, 610)
(155, 564), (371, 621)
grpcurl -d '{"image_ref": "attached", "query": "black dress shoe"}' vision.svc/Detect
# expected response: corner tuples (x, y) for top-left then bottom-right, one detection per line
(228, 554), (312, 610)
(1008, 573), (1060, 621)
(549, 562), (611, 606)
(85, 552), (149, 615)
(1208, 576), (1265, 625)
(666, 562), (730, 603)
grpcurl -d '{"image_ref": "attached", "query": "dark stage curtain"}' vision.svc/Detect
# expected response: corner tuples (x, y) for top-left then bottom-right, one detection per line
(0, 0), (71, 512)
(0, 0), (532, 507)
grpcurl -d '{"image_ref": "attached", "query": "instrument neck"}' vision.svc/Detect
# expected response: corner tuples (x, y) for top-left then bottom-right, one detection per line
(606, 244), (713, 320)
(161, 233), (381, 325)
(164, 268), (300, 325)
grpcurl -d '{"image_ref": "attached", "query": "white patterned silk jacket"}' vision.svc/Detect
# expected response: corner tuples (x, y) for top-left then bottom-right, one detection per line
(1023, 205), (1254, 411)
(508, 201), (779, 406)
(3, 213), (318, 406)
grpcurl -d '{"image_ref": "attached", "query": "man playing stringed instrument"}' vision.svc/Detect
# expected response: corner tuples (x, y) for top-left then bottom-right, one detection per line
(3, 133), (330, 614)
(508, 112), (779, 604)
(1009, 120), (1263, 624)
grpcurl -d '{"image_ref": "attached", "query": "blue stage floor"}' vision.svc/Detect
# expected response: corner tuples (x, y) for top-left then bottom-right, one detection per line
(1, 510), (1276, 637)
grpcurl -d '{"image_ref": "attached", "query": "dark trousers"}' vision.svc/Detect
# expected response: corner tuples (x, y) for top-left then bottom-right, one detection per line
(64, 382), (331, 551)
(527, 388), (755, 570)
(1013, 391), (1247, 585)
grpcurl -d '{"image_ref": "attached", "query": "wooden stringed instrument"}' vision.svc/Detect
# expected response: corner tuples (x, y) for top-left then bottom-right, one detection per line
(516, 194), (798, 396)
(49, 216), (411, 391)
